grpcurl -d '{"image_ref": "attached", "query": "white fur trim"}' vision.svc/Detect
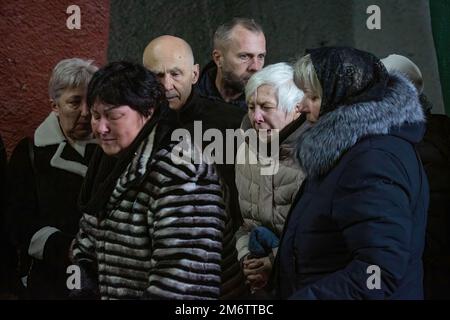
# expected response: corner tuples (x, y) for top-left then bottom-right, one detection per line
(28, 226), (60, 260)
(34, 112), (97, 157)
(236, 233), (250, 261)
(21, 276), (28, 288)
(50, 142), (89, 177)
(34, 112), (97, 148)
(34, 112), (66, 147)
(34, 112), (96, 176)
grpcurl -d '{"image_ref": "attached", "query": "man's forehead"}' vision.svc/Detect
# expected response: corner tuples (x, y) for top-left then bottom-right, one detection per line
(145, 50), (192, 71)
(146, 59), (189, 74)
(228, 28), (266, 52)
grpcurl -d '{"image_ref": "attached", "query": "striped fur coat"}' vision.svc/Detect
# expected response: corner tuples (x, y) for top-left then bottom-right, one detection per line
(72, 126), (226, 299)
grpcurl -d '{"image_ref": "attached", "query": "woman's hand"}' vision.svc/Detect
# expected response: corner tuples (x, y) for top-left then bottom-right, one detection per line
(242, 256), (272, 292)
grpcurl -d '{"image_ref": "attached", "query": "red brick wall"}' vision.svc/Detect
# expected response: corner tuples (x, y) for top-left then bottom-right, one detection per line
(0, 1), (110, 155)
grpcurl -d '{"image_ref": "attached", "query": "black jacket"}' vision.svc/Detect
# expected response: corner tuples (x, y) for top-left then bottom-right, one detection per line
(196, 61), (248, 111)
(0, 134), (17, 297)
(277, 74), (429, 299)
(5, 113), (96, 299)
(161, 91), (248, 298)
(416, 112), (450, 299)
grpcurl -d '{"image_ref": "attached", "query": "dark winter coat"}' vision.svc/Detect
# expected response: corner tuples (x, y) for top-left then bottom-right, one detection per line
(72, 122), (226, 299)
(277, 74), (429, 299)
(5, 112), (96, 299)
(161, 91), (247, 299)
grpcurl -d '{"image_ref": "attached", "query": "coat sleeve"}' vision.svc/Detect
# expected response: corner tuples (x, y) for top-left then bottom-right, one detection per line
(6, 139), (75, 284)
(145, 148), (226, 300)
(235, 225), (251, 261)
(0, 135), (16, 294)
(5, 138), (40, 253)
(70, 212), (99, 297)
(234, 143), (252, 262)
(289, 149), (425, 300)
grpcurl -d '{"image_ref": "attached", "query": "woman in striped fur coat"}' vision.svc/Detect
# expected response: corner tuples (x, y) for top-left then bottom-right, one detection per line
(71, 61), (226, 299)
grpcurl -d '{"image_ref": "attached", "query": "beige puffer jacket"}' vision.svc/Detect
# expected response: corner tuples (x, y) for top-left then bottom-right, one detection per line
(235, 116), (309, 261)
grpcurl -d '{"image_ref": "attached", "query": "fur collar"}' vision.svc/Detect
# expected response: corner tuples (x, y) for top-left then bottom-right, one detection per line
(34, 112), (66, 147)
(112, 126), (156, 197)
(34, 112), (96, 148)
(34, 112), (97, 177)
(297, 73), (425, 178)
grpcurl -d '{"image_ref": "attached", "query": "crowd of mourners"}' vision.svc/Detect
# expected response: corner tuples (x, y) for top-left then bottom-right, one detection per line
(1, 17), (450, 300)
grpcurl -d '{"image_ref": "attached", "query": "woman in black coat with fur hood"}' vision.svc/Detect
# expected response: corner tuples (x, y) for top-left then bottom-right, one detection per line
(276, 47), (429, 299)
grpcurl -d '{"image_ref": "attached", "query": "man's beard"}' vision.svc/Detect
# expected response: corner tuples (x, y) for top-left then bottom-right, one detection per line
(222, 69), (247, 94)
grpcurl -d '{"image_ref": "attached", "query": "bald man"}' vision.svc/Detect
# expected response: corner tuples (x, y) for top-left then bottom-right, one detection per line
(143, 35), (248, 299)
(143, 35), (199, 111)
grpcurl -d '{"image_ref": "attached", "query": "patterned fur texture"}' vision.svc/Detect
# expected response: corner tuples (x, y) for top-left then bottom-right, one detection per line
(73, 130), (226, 300)
(297, 73), (425, 178)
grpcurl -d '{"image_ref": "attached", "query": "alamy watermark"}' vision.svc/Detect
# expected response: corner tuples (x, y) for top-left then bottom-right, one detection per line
(64, 4), (381, 31)
(66, 264), (81, 290)
(170, 121), (280, 175)
(366, 5), (381, 30)
(66, 5), (81, 30)
(366, 265), (381, 290)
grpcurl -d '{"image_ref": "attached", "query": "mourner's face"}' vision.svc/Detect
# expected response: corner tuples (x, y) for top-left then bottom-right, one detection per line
(214, 26), (266, 92)
(248, 84), (301, 140)
(52, 86), (92, 142)
(143, 48), (199, 111)
(91, 103), (151, 156)
(299, 88), (321, 122)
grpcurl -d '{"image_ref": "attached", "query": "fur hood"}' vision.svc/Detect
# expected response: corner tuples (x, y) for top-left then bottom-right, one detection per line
(297, 73), (425, 178)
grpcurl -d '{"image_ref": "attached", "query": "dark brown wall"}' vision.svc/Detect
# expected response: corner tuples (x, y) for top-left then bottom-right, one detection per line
(0, 0), (110, 155)
(1, 0), (446, 155)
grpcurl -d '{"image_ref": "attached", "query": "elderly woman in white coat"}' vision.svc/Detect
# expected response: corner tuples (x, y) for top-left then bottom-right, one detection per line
(234, 62), (309, 293)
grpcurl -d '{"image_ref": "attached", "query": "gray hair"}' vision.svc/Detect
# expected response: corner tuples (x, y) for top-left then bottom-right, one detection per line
(245, 62), (304, 113)
(48, 58), (98, 102)
(213, 17), (264, 50)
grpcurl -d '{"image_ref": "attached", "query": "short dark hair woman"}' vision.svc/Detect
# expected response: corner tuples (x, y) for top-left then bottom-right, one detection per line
(71, 61), (226, 299)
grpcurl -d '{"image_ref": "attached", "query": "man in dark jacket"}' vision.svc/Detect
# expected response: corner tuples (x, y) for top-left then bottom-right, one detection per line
(5, 58), (98, 299)
(196, 18), (266, 111)
(276, 47), (429, 299)
(143, 35), (247, 299)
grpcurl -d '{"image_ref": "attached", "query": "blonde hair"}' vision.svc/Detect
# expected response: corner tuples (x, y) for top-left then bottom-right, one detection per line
(293, 54), (322, 99)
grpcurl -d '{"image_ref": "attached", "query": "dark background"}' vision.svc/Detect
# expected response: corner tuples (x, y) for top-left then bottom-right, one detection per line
(1, 0), (448, 155)
(107, 0), (444, 115)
